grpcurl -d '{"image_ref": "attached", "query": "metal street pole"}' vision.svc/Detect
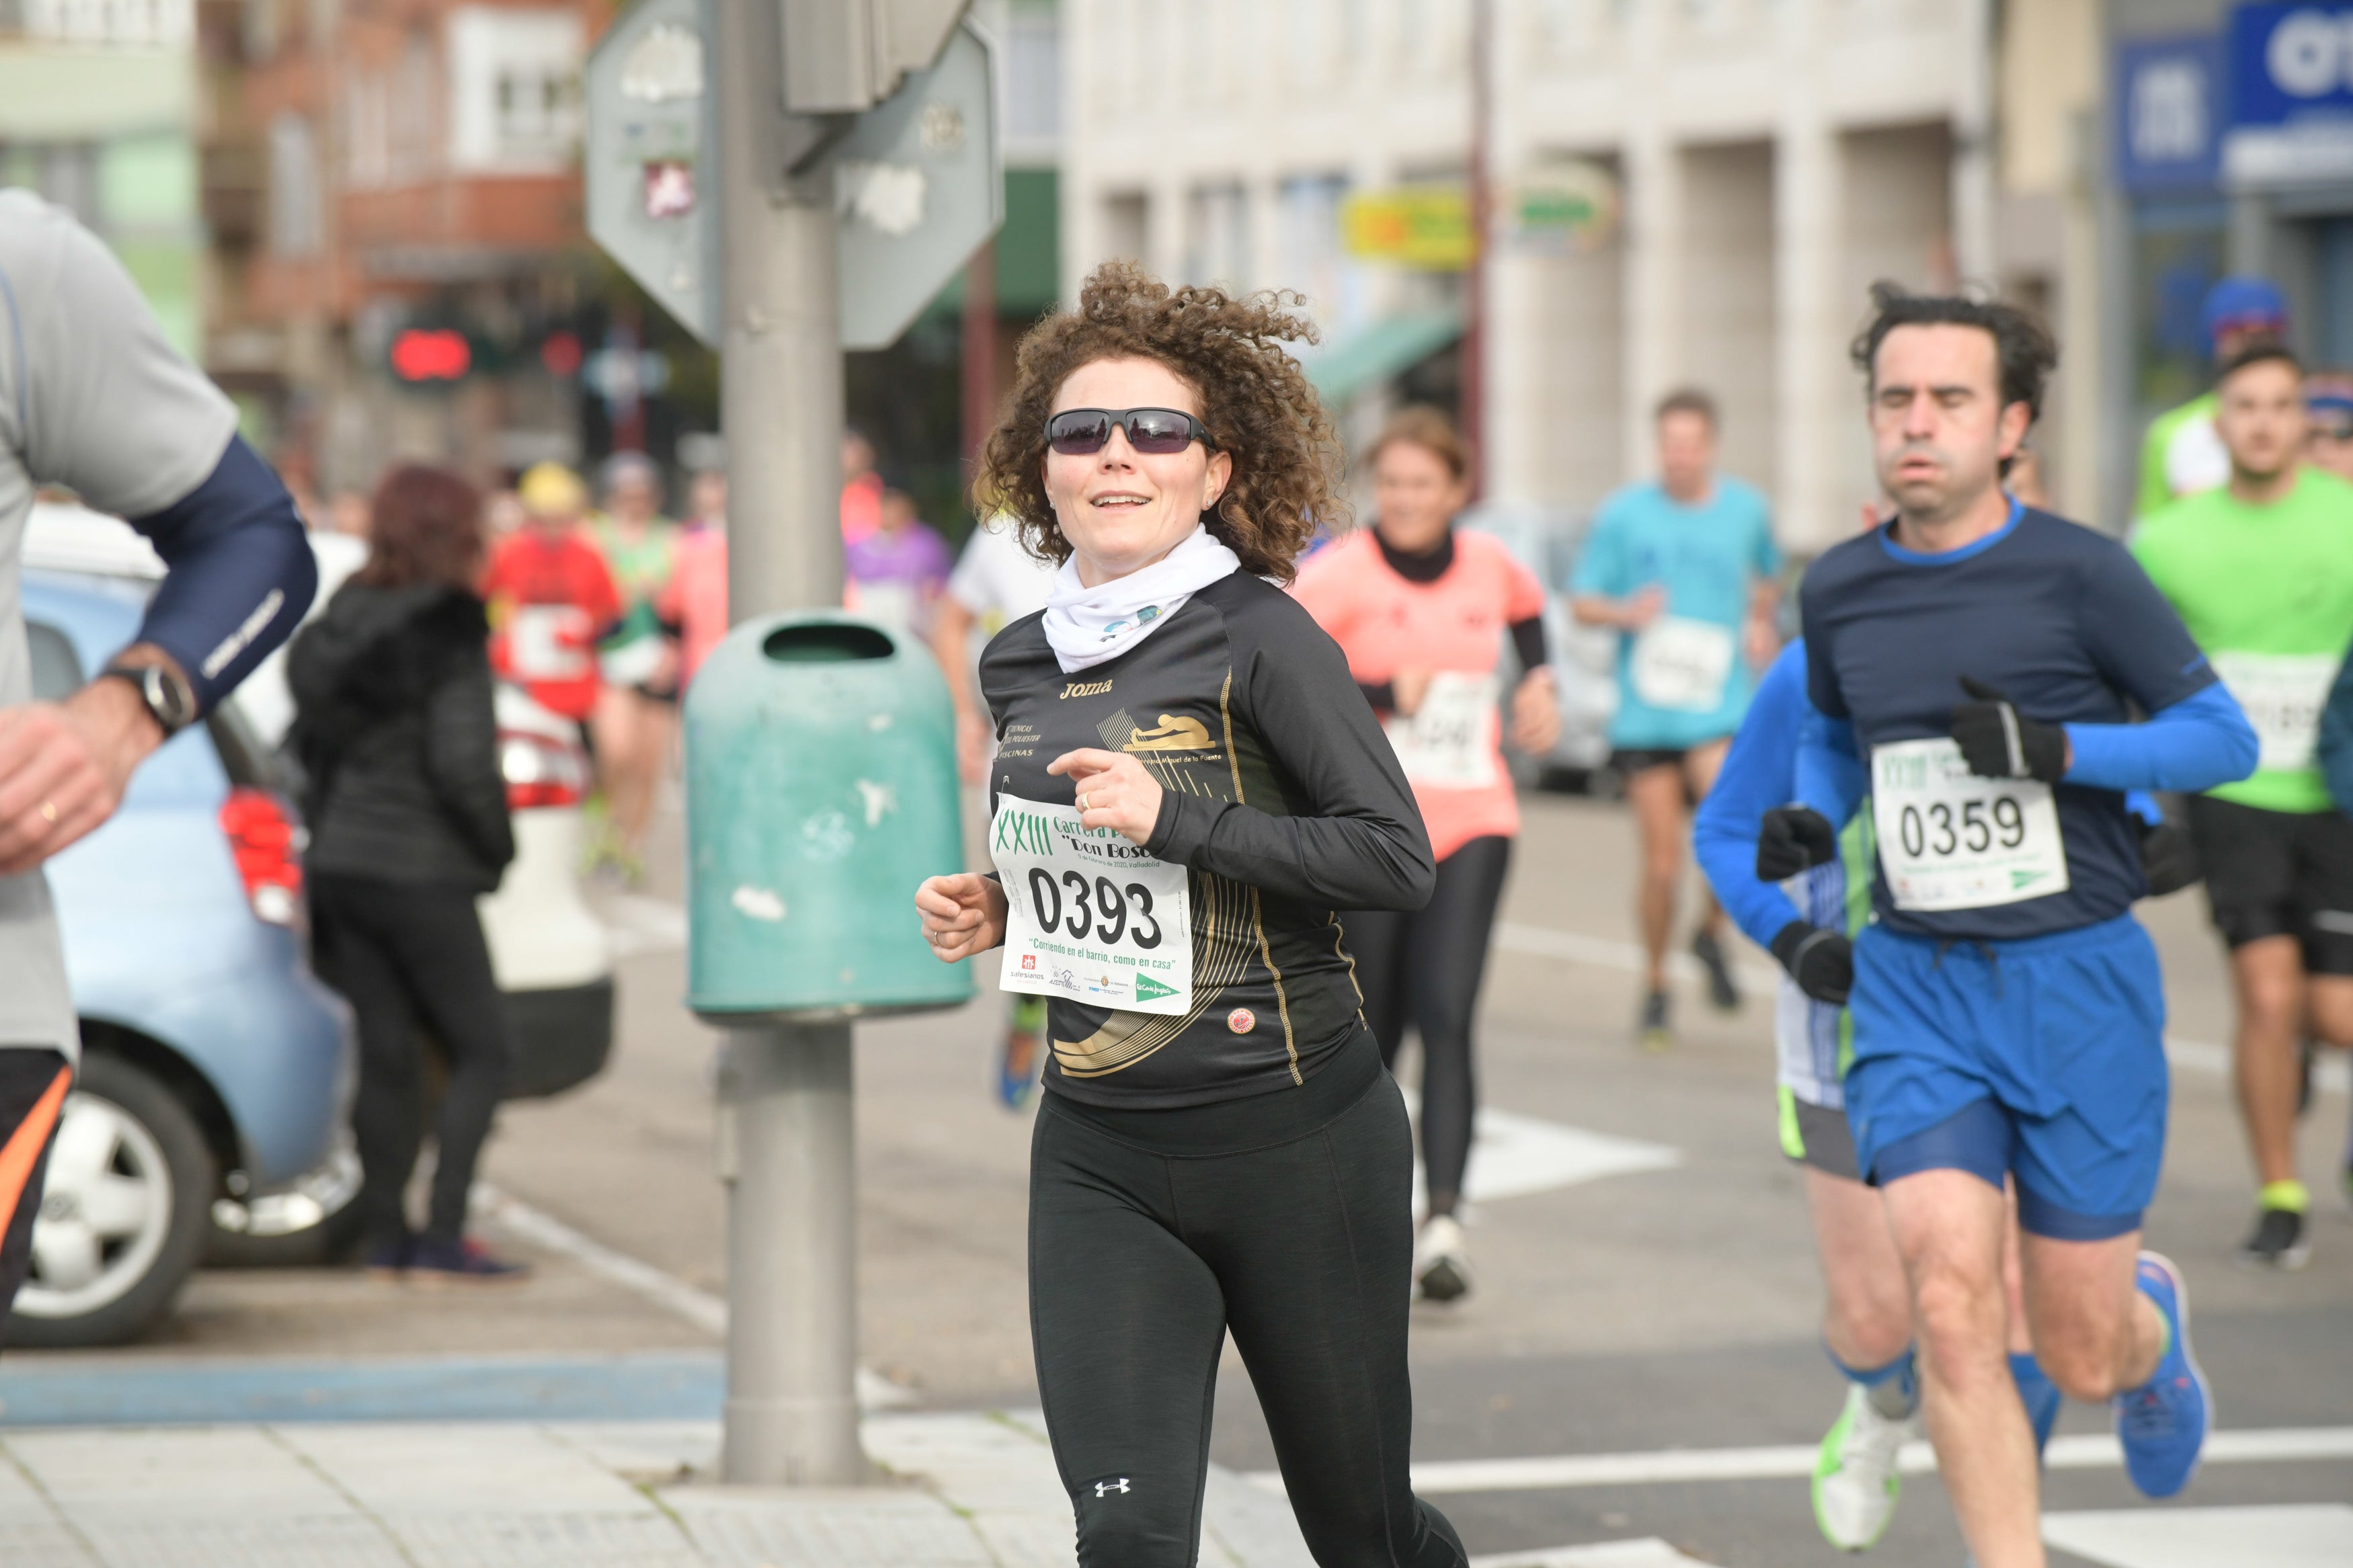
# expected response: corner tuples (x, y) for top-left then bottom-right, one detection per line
(1464, 0), (1492, 501)
(711, 0), (867, 1487)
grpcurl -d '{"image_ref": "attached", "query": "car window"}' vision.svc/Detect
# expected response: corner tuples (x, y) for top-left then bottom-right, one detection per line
(27, 622), (84, 701)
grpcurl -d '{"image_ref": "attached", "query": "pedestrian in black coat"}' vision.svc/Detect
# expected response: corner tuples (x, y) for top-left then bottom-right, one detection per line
(289, 465), (528, 1283)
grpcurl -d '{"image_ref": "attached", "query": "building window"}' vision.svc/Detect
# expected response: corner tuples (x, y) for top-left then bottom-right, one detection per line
(1005, 5), (1060, 147)
(267, 112), (323, 257)
(21, 0), (192, 47)
(447, 6), (584, 175)
(1101, 191), (1149, 266)
(1279, 173), (1365, 336)
(1186, 181), (1250, 289)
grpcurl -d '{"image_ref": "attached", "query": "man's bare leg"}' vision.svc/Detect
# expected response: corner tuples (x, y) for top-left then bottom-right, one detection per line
(1883, 1168), (2044, 1568)
(1808, 1169), (1912, 1368)
(1623, 761), (1688, 997)
(1683, 739), (1732, 944)
(2018, 1229), (2163, 1404)
(2229, 936), (2307, 1191)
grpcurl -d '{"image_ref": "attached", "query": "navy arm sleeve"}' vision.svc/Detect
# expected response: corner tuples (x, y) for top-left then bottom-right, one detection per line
(1148, 591), (1436, 912)
(126, 435), (317, 712)
(1692, 647), (1808, 949)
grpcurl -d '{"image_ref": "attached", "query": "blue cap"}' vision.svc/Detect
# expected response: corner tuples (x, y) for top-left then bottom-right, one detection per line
(2201, 275), (2288, 349)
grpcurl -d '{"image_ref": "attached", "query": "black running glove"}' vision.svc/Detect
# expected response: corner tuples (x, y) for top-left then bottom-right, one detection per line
(1770, 920), (1853, 1005)
(2138, 819), (2201, 897)
(1757, 805), (1839, 881)
(1951, 676), (2068, 784)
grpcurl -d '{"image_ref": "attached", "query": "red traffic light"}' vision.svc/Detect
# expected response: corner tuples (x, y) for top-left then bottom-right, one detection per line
(391, 328), (472, 382)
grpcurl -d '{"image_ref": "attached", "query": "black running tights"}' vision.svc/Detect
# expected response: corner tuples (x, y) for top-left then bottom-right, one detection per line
(1028, 1055), (1467, 1567)
(1343, 835), (1513, 1216)
(311, 875), (512, 1249)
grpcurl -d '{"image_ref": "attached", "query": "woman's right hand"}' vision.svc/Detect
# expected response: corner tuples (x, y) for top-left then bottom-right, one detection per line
(916, 872), (1008, 962)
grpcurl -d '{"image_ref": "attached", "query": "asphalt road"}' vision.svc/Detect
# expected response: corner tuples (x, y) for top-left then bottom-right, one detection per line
(19, 788), (2353, 1567)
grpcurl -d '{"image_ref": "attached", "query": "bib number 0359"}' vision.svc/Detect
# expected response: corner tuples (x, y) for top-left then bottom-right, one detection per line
(991, 795), (1193, 1016)
(1870, 737), (2069, 913)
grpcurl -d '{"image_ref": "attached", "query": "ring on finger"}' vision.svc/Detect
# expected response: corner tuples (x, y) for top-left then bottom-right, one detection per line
(39, 800), (56, 825)
(1078, 791), (1090, 812)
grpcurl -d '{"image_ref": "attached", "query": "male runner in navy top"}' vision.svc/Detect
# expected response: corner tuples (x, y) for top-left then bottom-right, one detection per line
(1761, 285), (2256, 1567)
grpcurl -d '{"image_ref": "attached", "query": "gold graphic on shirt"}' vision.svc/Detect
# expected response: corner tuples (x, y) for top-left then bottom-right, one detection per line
(1122, 715), (1213, 752)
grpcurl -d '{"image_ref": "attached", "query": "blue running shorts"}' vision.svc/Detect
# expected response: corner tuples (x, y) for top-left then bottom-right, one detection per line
(1845, 914), (2167, 1239)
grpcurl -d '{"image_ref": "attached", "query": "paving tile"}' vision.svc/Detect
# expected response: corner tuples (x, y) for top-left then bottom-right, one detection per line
(664, 1484), (994, 1567)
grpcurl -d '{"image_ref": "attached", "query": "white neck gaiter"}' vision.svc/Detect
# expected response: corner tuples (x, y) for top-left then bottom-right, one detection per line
(1039, 524), (1241, 674)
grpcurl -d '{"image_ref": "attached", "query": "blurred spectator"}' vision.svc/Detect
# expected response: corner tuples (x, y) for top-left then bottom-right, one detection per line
(485, 489), (528, 543)
(287, 466), (527, 1284)
(2307, 375), (2353, 484)
(844, 487), (950, 637)
(587, 452), (679, 885)
(660, 468), (730, 691)
(327, 488), (372, 540)
(482, 462), (619, 729)
(841, 427), (883, 545)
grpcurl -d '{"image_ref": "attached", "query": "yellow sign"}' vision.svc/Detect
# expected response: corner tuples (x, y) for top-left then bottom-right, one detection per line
(1342, 186), (1474, 271)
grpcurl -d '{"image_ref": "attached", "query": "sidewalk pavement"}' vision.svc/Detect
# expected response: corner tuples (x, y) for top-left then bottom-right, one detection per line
(0, 1409), (1704, 1568)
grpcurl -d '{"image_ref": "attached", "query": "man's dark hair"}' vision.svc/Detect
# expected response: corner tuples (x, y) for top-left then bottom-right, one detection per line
(2215, 339), (2301, 388)
(1654, 386), (1718, 429)
(1849, 282), (2059, 424)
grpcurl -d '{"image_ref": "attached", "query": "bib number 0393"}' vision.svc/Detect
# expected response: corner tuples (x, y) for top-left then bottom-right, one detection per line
(990, 794), (1193, 1016)
(1870, 737), (2069, 913)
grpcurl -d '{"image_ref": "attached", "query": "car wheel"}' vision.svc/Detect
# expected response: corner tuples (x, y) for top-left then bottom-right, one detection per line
(206, 1137), (364, 1268)
(6, 1053), (216, 1348)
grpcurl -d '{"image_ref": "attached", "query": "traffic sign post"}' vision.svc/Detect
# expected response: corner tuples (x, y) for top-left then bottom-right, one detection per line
(587, 0), (1000, 1491)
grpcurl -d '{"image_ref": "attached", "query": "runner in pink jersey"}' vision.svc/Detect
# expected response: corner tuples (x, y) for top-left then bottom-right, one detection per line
(1293, 406), (1560, 1301)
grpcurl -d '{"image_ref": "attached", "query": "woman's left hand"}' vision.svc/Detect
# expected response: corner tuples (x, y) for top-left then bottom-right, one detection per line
(1047, 748), (1165, 848)
(1509, 667), (1562, 756)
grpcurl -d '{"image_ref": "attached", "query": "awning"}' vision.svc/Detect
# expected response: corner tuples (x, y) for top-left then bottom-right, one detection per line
(1304, 306), (1466, 405)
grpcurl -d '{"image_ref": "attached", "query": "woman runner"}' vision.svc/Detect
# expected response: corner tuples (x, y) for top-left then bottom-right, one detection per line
(1292, 407), (1560, 1301)
(915, 263), (1468, 1568)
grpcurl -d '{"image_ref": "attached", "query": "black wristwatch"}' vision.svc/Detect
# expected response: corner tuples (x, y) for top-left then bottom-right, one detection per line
(99, 660), (198, 737)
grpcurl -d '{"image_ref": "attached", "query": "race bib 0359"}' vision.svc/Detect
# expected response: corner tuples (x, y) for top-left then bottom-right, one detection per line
(1870, 737), (2069, 912)
(990, 795), (1192, 1015)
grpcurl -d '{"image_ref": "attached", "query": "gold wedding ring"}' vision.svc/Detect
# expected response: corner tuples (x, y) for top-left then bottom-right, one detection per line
(1078, 791), (1090, 812)
(39, 800), (56, 824)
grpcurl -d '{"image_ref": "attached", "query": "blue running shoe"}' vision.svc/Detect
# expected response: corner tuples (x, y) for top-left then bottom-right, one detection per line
(2114, 1251), (2210, 1498)
(2010, 1352), (2063, 1458)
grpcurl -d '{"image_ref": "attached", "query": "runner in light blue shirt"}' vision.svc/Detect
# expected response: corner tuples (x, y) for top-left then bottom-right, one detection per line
(1572, 386), (1782, 1048)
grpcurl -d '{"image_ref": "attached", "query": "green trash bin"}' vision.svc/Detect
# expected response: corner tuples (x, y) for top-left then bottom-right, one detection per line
(683, 612), (973, 1022)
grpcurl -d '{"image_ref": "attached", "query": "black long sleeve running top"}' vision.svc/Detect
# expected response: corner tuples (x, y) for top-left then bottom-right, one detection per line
(979, 570), (1436, 1108)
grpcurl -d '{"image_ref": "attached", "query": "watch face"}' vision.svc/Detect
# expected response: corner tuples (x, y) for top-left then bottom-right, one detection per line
(149, 665), (197, 729)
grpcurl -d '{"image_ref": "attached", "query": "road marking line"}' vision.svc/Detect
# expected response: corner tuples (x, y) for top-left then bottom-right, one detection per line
(1470, 1541), (1712, 1568)
(1494, 923), (2353, 1091)
(1242, 1426), (2353, 1495)
(1398, 1091), (1681, 1209)
(471, 1183), (915, 1411)
(2042, 1503), (2353, 1568)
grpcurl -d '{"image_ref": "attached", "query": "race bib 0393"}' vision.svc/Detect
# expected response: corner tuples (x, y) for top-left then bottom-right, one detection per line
(2208, 651), (2340, 774)
(990, 795), (1191, 1015)
(1870, 737), (2069, 912)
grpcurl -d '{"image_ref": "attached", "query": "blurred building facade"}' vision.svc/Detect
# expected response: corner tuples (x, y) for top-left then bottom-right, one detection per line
(1060, 0), (2105, 550)
(0, 0), (209, 358)
(210, 0), (608, 497)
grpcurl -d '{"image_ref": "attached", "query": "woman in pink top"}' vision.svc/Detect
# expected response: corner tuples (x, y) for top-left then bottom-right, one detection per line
(1293, 407), (1559, 1303)
(659, 469), (731, 690)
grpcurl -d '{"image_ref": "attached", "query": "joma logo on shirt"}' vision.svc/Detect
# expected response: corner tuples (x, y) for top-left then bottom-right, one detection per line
(1060, 679), (1113, 698)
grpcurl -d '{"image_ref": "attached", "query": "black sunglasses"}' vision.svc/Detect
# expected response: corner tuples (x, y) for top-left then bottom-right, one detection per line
(1046, 407), (1213, 456)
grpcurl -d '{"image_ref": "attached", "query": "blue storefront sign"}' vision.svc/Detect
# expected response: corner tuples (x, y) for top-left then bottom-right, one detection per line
(2225, 3), (2353, 185)
(2116, 36), (2226, 193)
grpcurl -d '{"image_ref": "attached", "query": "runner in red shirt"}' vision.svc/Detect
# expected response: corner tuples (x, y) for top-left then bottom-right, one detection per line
(483, 462), (621, 724)
(1292, 407), (1560, 1303)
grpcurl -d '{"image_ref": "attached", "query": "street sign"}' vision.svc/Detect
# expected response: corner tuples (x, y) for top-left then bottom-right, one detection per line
(1509, 161), (1621, 255)
(1343, 185), (1472, 270)
(2114, 34), (2225, 195)
(585, 0), (722, 347)
(833, 19), (1001, 351)
(783, 0), (967, 114)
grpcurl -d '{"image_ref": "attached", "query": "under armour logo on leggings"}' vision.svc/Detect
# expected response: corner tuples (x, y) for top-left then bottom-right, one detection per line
(1093, 1478), (1131, 1497)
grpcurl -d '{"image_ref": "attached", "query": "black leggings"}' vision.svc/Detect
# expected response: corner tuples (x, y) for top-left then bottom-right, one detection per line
(1029, 1036), (1466, 1568)
(311, 876), (512, 1248)
(1343, 835), (1513, 1216)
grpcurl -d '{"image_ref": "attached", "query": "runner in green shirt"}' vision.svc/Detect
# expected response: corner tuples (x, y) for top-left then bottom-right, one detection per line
(2132, 341), (2353, 1269)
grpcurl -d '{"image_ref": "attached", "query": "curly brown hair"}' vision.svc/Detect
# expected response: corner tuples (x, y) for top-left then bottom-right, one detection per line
(972, 261), (1347, 583)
